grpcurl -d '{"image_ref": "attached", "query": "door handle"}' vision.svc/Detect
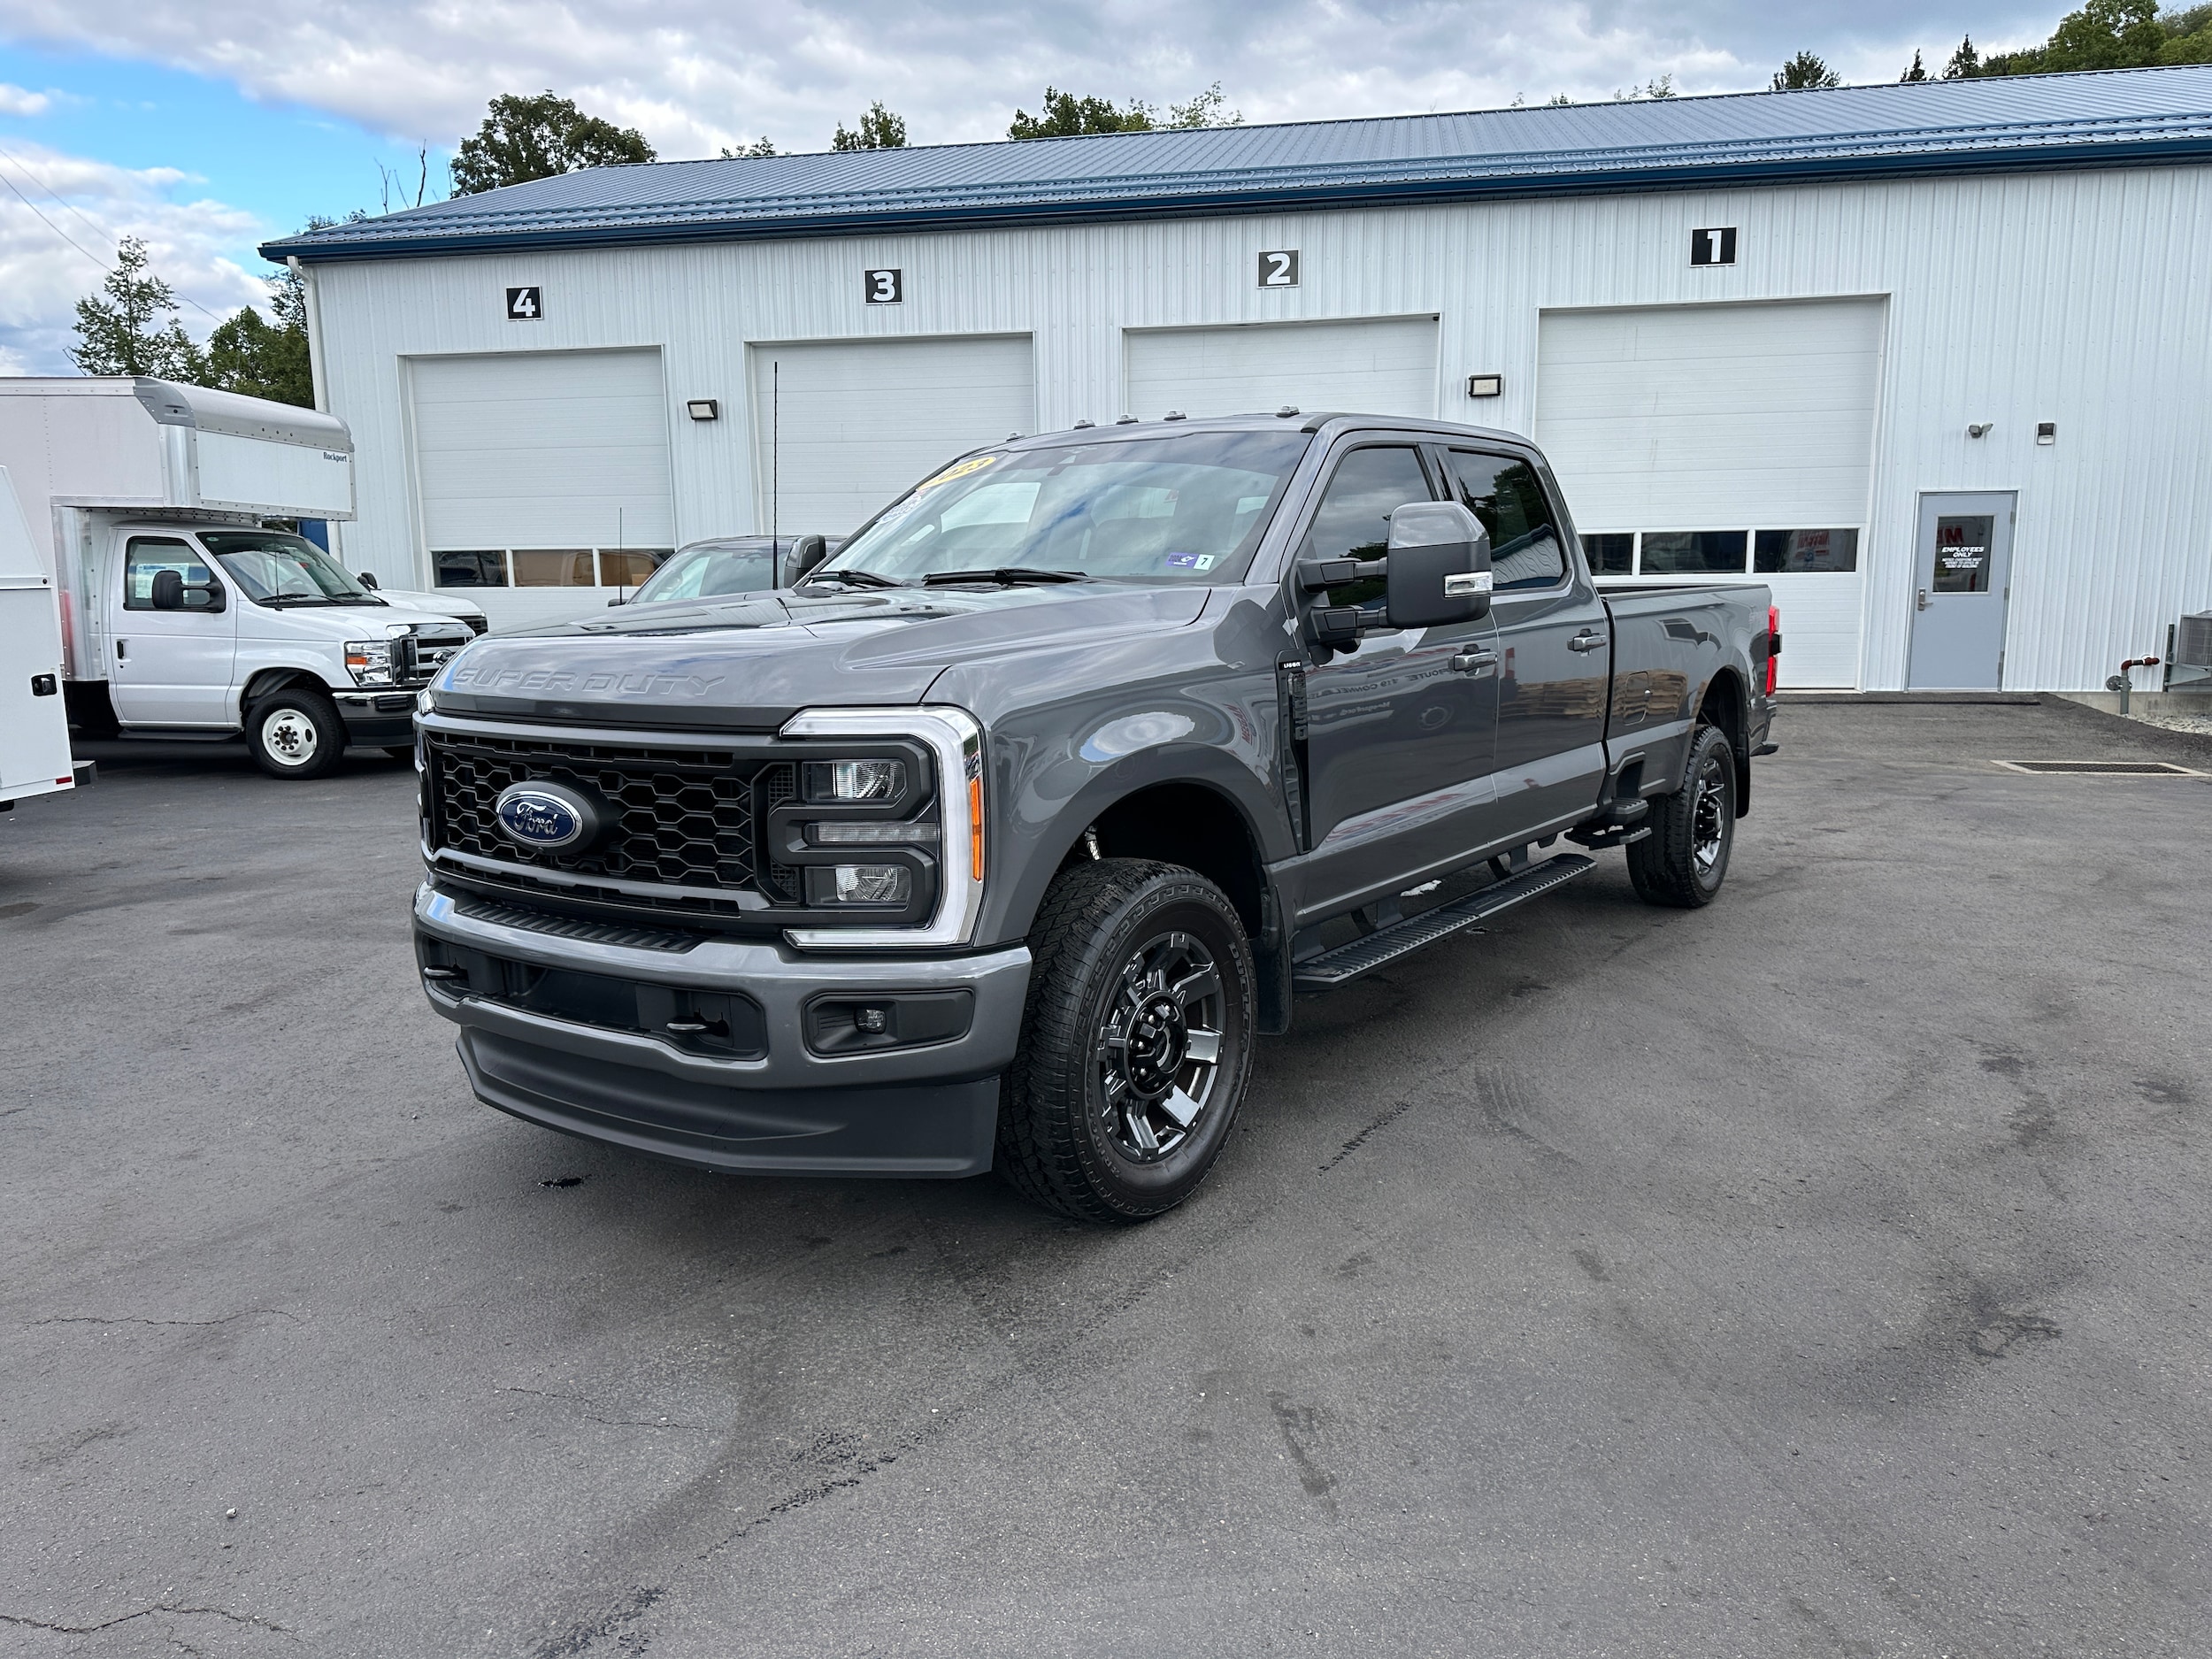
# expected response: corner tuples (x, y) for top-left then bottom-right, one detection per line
(1916, 588), (1931, 611)
(1567, 631), (1606, 653)
(115, 640), (127, 661)
(1450, 649), (1498, 676)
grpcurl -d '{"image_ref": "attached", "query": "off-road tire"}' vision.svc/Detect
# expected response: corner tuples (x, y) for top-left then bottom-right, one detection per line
(1626, 723), (1736, 908)
(244, 686), (348, 780)
(997, 858), (1256, 1224)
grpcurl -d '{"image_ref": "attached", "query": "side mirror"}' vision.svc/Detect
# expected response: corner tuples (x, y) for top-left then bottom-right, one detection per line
(1385, 501), (1491, 630)
(786, 534), (829, 587)
(357, 571), (380, 589)
(150, 568), (186, 610)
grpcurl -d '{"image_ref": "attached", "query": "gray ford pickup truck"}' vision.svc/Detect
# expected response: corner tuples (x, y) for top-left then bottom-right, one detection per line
(411, 413), (1778, 1222)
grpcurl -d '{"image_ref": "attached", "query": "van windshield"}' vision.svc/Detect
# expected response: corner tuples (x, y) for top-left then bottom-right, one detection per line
(202, 532), (377, 605)
(814, 430), (1310, 588)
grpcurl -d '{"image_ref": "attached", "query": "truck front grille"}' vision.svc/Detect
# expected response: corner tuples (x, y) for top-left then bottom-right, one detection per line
(424, 727), (787, 914)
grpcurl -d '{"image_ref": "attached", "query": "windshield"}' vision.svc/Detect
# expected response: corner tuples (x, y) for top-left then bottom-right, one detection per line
(817, 430), (1310, 586)
(634, 539), (782, 604)
(202, 532), (374, 604)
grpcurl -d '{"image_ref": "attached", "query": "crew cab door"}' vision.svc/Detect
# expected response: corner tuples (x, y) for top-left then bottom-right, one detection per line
(1294, 442), (1501, 912)
(1441, 449), (1609, 841)
(108, 534), (236, 727)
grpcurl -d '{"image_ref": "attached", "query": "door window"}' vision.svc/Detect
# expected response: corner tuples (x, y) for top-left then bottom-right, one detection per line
(1447, 451), (1565, 590)
(1301, 446), (1433, 609)
(122, 537), (219, 611)
(1931, 516), (1995, 593)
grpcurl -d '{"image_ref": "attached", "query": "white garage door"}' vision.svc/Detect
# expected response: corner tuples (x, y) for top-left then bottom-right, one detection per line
(749, 336), (1034, 535)
(410, 349), (675, 625)
(1125, 317), (1439, 423)
(1535, 299), (1886, 688)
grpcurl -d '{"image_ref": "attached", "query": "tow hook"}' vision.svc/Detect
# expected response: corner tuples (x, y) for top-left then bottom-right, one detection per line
(2105, 655), (2161, 715)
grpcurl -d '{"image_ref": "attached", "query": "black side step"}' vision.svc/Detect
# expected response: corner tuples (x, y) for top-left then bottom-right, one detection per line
(1292, 854), (1595, 992)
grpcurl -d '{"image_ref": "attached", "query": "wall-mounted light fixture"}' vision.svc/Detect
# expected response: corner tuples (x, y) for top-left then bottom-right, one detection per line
(1467, 373), (1504, 399)
(2036, 421), (2056, 446)
(686, 398), (720, 421)
(1967, 422), (1992, 439)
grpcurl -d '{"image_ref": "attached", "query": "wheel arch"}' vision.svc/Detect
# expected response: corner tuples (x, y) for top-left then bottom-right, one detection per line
(1698, 665), (1752, 815)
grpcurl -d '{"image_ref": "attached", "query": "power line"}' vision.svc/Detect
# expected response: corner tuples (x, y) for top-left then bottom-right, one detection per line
(0, 141), (231, 323)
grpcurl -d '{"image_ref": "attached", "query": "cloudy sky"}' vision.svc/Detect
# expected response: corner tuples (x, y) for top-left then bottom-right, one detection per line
(2, 0), (2071, 373)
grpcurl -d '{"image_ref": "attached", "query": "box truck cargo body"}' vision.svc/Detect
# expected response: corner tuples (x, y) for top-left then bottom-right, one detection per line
(0, 465), (81, 810)
(0, 379), (476, 780)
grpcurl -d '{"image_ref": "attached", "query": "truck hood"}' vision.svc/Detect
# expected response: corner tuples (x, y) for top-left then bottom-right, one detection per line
(430, 582), (1212, 729)
(238, 598), (473, 641)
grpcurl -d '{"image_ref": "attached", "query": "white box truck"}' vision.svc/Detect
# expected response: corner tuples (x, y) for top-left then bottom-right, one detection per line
(0, 378), (482, 780)
(0, 465), (86, 813)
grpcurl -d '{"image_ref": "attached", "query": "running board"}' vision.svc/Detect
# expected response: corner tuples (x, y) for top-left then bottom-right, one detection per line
(1292, 854), (1595, 992)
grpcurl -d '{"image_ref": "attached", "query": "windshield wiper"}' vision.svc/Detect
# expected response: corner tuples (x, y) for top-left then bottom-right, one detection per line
(802, 568), (903, 589)
(258, 594), (335, 607)
(920, 567), (1087, 587)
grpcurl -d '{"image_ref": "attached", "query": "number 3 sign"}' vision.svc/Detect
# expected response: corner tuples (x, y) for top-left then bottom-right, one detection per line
(864, 268), (903, 304)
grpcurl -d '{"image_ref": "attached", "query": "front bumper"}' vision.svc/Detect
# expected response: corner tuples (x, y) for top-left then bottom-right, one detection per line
(334, 689), (420, 746)
(412, 884), (1031, 1177)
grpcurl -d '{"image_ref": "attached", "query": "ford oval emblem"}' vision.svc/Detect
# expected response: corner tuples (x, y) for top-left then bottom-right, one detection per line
(494, 782), (592, 850)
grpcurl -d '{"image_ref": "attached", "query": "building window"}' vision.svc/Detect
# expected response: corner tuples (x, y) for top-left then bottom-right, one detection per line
(1586, 528), (1861, 579)
(1754, 528), (1859, 573)
(434, 550), (509, 588)
(1583, 534), (1633, 576)
(1639, 531), (1748, 574)
(434, 548), (672, 588)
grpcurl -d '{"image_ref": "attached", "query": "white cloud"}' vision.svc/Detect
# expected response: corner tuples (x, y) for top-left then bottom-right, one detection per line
(0, 81), (55, 116)
(0, 0), (2021, 164)
(0, 141), (267, 374)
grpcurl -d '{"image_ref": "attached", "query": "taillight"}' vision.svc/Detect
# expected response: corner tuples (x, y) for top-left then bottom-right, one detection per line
(1765, 604), (1781, 696)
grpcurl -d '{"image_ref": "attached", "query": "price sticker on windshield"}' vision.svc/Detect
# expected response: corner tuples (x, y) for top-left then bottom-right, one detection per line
(916, 454), (998, 492)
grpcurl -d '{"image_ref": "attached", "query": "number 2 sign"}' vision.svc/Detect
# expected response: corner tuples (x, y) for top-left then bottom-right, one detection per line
(1257, 250), (1300, 288)
(505, 286), (543, 320)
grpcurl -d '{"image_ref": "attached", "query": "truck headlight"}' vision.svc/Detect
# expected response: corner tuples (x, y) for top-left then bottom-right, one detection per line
(344, 640), (396, 687)
(804, 864), (914, 905)
(778, 708), (985, 951)
(803, 759), (906, 803)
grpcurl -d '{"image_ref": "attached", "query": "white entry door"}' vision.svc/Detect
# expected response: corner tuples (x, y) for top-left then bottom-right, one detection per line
(1125, 317), (1439, 424)
(749, 335), (1035, 537)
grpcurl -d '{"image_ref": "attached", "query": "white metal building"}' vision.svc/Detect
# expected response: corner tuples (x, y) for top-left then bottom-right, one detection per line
(267, 67), (2212, 691)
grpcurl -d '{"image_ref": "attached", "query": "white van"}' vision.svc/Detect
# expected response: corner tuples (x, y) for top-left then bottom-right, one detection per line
(0, 378), (480, 780)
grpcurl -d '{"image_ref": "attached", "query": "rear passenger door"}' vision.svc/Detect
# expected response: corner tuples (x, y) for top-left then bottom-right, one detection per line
(1443, 449), (1609, 841)
(1295, 442), (1501, 911)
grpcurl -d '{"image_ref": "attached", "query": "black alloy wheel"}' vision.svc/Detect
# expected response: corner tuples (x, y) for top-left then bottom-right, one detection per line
(1626, 722), (1736, 908)
(999, 859), (1256, 1223)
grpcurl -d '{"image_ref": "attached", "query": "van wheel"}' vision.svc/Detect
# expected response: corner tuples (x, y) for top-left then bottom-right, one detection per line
(998, 859), (1256, 1224)
(1626, 723), (1735, 908)
(245, 687), (347, 780)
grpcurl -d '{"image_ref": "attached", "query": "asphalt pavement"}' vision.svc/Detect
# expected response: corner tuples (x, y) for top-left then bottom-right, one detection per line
(3, 697), (2208, 1658)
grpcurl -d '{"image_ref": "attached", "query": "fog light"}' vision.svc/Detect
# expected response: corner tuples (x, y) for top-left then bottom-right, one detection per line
(804, 759), (905, 803)
(805, 864), (912, 905)
(856, 1006), (888, 1033)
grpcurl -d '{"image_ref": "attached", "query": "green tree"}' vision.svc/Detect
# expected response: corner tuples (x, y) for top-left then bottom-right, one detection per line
(2043, 0), (2166, 67)
(833, 102), (908, 150)
(206, 268), (313, 407)
(720, 137), (778, 158)
(69, 236), (207, 382)
(1944, 35), (1981, 76)
(1010, 87), (1156, 139)
(1613, 75), (1678, 99)
(1901, 50), (1930, 81)
(1772, 50), (1844, 88)
(1166, 82), (1242, 127)
(449, 91), (655, 196)
(2164, 2), (2212, 60)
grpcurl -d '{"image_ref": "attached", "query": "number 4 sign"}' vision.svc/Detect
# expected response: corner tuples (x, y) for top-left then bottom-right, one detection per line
(505, 286), (543, 319)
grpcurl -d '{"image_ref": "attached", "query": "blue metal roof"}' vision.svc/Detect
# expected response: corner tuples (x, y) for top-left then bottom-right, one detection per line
(264, 66), (2212, 263)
